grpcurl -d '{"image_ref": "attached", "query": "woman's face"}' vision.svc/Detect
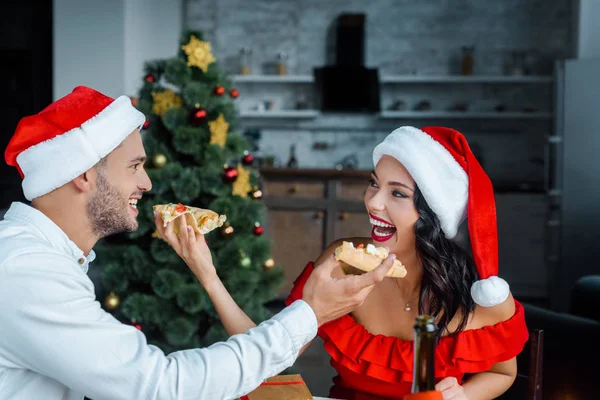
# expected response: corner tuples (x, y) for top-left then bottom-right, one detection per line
(364, 155), (420, 252)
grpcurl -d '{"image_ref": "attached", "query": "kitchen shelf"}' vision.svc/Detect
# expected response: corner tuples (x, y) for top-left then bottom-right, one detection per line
(239, 110), (320, 118)
(380, 75), (553, 84)
(380, 111), (553, 119)
(232, 74), (553, 84)
(232, 75), (314, 83)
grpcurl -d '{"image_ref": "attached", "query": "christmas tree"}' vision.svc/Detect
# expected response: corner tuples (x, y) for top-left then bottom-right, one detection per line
(97, 30), (283, 353)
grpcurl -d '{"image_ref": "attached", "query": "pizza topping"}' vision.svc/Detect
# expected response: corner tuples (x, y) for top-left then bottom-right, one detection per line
(357, 243), (364, 249)
(366, 243), (388, 257)
(175, 203), (186, 213)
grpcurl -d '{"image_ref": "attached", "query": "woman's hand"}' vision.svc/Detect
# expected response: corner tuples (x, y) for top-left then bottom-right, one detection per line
(435, 377), (468, 400)
(154, 212), (216, 284)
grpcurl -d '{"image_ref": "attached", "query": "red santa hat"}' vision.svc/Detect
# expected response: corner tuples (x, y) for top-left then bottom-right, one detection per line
(372, 126), (509, 307)
(5, 86), (145, 201)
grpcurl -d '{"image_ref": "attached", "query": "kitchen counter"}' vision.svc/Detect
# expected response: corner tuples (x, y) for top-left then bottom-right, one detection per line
(259, 167), (371, 180)
(259, 167), (545, 193)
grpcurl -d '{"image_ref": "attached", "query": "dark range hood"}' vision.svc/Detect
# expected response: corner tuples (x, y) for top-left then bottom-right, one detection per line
(314, 14), (380, 113)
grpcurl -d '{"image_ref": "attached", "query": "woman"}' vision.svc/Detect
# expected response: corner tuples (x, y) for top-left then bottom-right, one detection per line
(159, 126), (529, 400)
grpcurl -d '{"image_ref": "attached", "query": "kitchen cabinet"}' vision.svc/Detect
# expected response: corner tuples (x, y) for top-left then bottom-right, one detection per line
(260, 168), (370, 297)
(266, 209), (325, 296)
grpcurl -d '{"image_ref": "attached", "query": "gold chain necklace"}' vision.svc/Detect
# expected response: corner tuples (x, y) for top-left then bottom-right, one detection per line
(395, 278), (420, 311)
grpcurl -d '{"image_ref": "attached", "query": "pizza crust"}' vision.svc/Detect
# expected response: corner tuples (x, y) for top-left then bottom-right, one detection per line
(334, 241), (407, 278)
(153, 203), (227, 235)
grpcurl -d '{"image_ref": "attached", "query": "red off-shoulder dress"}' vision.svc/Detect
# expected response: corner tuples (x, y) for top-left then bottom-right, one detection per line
(286, 262), (529, 400)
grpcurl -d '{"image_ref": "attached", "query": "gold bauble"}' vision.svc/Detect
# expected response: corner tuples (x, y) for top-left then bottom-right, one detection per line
(264, 258), (275, 270)
(251, 186), (263, 200)
(153, 153), (167, 168)
(104, 292), (120, 310)
(221, 222), (234, 238)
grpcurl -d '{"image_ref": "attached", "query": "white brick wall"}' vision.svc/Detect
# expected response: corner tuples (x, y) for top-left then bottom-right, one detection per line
(185, 0), (570, 183)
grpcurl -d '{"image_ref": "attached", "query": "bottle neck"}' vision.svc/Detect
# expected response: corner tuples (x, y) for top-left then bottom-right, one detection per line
(411, 321), (437, 392)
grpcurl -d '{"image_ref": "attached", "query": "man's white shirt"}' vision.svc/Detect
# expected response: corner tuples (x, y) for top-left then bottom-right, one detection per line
(0, 202), (317, 400)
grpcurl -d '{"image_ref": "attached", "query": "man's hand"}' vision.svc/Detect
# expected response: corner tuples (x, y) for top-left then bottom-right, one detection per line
(302, 254), (395, 326)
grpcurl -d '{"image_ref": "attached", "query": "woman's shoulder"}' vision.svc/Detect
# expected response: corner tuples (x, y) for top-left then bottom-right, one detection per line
(469, 292), (516, 329)
(446, 292), (517, 333)
(314, 237), (371, 266)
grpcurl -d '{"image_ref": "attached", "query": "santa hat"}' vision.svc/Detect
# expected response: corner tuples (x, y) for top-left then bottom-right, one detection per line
(5, 86), (145, 201)
(372, 126), (509, 307)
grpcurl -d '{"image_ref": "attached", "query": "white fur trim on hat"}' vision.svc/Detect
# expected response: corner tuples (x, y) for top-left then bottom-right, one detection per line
(471, 276), (510, 307)
(17, 95), (145, 200)
(372, 126), (468, 239)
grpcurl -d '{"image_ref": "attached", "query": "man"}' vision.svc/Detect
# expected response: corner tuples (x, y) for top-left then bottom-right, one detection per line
(0, 86), (394, 400)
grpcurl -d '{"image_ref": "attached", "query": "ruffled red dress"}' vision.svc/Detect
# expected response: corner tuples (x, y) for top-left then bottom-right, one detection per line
(285, 263), (529, 400)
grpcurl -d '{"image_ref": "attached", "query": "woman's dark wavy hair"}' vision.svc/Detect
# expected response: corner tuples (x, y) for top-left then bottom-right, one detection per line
(413, 185), (479, 335)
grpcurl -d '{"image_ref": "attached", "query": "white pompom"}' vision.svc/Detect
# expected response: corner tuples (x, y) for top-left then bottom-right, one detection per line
(470, 276), (510, 307)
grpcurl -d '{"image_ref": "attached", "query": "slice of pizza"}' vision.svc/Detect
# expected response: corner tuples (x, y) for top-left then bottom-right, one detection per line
(334, 241), (407, 278)
(153, 203), (227, 235)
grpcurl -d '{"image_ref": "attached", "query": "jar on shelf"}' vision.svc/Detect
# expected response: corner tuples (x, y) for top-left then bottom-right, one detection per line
(240, 47), (252, 75)
(276, 52), (289, 75)
(461, 46), (474, 75)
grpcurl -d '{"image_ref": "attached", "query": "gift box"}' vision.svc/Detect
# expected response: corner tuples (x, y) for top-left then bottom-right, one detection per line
(238, 374), (313, 400)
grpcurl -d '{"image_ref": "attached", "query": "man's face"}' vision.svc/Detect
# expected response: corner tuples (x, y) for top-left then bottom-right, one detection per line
(87, 130), (152, 238)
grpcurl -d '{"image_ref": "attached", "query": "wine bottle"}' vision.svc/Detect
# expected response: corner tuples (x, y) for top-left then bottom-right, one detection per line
(409, 315), (441, 398)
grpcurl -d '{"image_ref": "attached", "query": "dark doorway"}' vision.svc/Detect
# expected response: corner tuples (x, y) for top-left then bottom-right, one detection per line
(0, 1), (52, 209)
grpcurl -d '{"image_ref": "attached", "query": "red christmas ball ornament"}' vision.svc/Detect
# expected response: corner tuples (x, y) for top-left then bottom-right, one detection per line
(190, 108), (207, 125)
(142, 119), (150, 129)
(214, 86), (226, 96)
(253, 222), (264, 236)
(229, 89), (239, 99)
(131, 319), (143, 331)
(222, 165), (238, 183)
(145, 74), (155, 83)
(242, 150), (254, 166)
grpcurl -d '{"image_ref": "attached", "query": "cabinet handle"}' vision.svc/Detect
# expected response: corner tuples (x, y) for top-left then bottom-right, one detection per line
(338, 212), (349, 221)
(288, 184), (299, 194)
(314, 211), (324, 220)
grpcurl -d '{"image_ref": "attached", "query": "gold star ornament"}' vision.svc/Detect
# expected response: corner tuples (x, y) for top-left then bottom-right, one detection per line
(209, 114), (229, 148)
(181, 35), (216, 72)
(151, 90), (182, 117)
(232, 164), (251, 198)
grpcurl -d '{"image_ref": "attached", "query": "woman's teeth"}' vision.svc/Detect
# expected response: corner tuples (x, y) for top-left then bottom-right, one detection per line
(128, 199), (138, 209)
(369, 217), (394, 228)
(370, 216), (397, 241)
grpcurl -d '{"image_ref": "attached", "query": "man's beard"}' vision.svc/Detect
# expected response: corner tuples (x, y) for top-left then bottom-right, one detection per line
(87, 170), (138, 238)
